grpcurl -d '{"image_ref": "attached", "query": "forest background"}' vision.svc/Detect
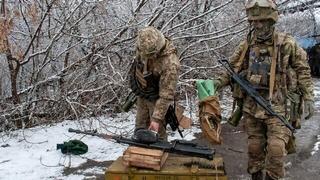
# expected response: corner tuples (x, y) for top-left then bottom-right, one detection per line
(0, 0), (319, 132)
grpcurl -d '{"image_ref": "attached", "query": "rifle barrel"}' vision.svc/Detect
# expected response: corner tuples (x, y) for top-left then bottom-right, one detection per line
(68, 128), (112, 139)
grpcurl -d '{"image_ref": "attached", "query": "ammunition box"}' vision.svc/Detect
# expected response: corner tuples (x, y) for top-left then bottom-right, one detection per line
(106, 155), (228, 180)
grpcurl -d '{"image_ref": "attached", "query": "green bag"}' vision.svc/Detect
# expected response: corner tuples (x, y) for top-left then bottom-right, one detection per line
(196, 79), (216, 101)
(57, 139), (88, 155)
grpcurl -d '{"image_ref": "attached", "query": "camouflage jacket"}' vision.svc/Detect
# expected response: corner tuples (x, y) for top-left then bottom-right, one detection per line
(136, 39), (180, 123)
(218, 31), (314, 118)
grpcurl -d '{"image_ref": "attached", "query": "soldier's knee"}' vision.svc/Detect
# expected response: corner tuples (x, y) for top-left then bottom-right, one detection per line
(248, 139), (265, 155)
(267, 138), (285, 157)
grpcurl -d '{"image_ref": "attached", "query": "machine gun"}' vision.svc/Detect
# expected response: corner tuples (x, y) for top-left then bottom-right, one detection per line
(218, 59), (295, 133)
(68, 128), (215, 160)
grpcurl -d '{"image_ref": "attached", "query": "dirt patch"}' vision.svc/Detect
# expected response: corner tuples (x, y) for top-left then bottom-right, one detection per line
(193, 113), (320, 180)
(63, 159), (113, 180)
(192, 120), (250, 180)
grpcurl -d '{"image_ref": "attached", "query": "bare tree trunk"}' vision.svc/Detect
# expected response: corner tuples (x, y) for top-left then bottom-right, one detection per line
(6, 50), (20, 104)
(0, 76), (2, 98)
(1, 0), (20, 104)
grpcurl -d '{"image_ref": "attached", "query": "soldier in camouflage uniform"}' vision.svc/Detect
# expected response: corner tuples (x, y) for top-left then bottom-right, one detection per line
(215, 0), (314, 179)
(130, 26), (180, 140)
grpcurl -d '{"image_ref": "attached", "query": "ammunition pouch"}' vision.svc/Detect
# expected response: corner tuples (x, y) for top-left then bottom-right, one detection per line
(129, 61), (159, 101)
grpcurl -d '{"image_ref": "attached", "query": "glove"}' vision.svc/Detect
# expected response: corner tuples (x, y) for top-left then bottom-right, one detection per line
(304, 100), (314, 120)
(213, 79), (222, 92)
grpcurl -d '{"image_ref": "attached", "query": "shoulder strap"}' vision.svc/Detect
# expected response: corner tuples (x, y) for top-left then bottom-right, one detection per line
(237, 30), (255, 70)
(238, 41), (249, 67)
(269, 32), (286, 100)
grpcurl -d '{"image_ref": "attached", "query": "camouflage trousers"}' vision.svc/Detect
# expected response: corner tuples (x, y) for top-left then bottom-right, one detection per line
(136, 97), (167, 140)
(244, 113), (291, 179)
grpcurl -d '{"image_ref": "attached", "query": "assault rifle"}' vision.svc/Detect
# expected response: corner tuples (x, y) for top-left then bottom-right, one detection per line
(218, 59), (295, 133)
(165, 105), (184, 138)
(68, 128), (214, 160)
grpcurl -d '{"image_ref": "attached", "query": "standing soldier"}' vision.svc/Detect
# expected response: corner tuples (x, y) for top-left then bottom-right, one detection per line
(129, 26), (180, 140)
(214, 0), (314, 179)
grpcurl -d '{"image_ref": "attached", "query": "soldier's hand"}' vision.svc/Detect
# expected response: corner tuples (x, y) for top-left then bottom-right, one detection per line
(213, 79), (222, 92)
(304, 100), (315, 120)
(148, 121), (160, 132)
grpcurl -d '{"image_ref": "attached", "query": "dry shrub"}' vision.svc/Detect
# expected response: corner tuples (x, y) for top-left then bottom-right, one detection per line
(27, 3), (39, 24)
(0, 17), (13, 53)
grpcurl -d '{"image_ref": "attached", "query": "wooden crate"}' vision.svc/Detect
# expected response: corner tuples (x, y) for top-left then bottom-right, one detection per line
(122, 146), (168, 170)
(106, 155), (227, 180)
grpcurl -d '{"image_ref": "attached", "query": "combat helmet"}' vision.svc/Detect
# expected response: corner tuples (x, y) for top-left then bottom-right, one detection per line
(136, 26), (166, 57)
(245, 0), (278, 23)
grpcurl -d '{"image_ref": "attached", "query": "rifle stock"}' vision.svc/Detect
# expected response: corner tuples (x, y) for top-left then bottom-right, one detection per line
(68, 128), (214, 160)
(218, 59), (295, 133)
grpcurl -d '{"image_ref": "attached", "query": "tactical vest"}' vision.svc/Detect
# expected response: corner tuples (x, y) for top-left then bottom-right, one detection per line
(235, 32), (287, 101)
(233, 32), (303, 123)
(247, 45), (273, 90)
(129, 59), (160, 101)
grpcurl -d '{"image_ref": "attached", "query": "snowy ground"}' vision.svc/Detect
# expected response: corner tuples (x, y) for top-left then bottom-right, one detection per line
(0, 79), (319, 180)
(311, 78), (320, 155)
(0, 111), (200, 180)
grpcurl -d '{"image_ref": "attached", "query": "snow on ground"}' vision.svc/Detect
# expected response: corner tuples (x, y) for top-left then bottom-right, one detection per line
(311, 135), (320, 156)
(314, 78), (320, 111)
(0, 112), (199, 180)
(0, 116), (129, 180)
(311, 78), (320, 156)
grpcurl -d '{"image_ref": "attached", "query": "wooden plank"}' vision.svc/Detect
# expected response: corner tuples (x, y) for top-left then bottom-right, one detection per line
(122, 146), (168, 171)
(122, 157), (162, 170)
(160, 152), (169, 167)
(124, 153), (161, 162)
(127, 146), (164, 157)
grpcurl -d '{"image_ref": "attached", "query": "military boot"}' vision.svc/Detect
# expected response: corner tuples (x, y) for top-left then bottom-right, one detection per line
(251, 171), (263, 180)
